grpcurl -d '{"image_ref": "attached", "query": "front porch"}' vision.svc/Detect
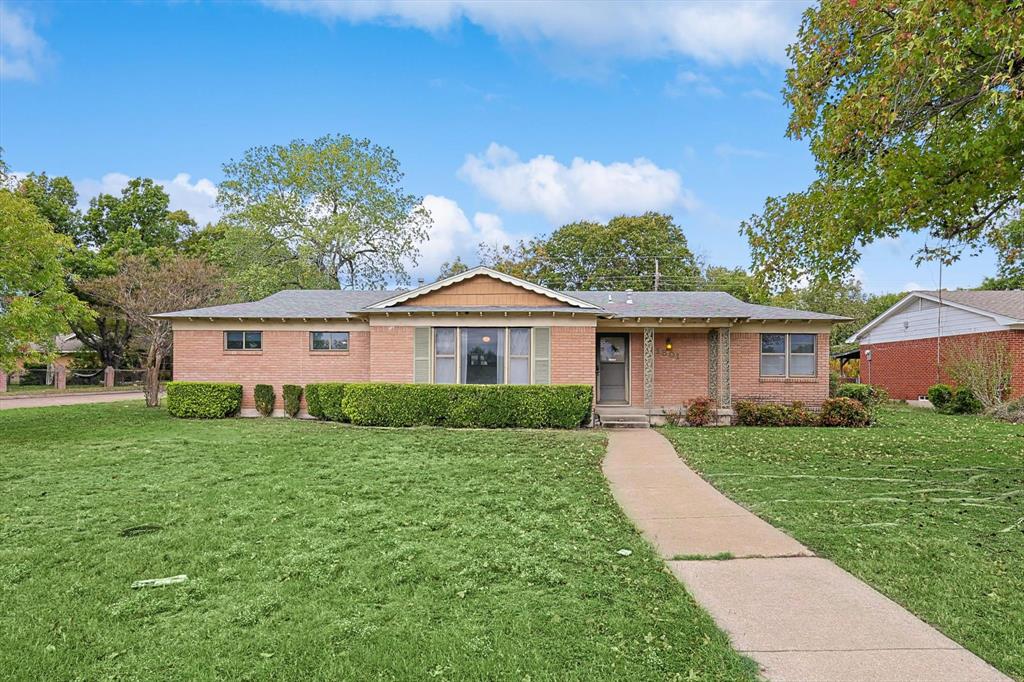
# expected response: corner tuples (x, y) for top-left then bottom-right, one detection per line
(594, 326), (734, 426)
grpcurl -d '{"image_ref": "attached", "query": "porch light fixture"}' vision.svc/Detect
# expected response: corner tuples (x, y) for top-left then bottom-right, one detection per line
(665, 337), (673, 351)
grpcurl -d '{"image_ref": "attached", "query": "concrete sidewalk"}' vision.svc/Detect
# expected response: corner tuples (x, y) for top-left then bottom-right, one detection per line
(0, 391), (146, 410)
(603, 429), (1008, 682)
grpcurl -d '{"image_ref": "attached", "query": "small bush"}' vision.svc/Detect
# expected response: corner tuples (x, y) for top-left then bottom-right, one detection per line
(927, 384), (953, 410)
(837, 383), (889, 410)
(829, 371), (842, 397)
(950, 386), (983, 414)
(734, 400), (758, 426)
(785, 401), (819, 427)
(819, 397), (871, 427)
(254, 384), (275, 417)
(338, 383), (592, 429)
(166, 381), (242, 419)
(305, 383), (347, 420)
(283, 384), (302, 418)
(685, 397), (716, 427)
(304, 383), (325, 419)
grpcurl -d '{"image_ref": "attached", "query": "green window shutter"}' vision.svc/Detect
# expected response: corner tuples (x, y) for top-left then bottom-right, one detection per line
(414, 327), (431, 383)
(533, 327), (551, 385)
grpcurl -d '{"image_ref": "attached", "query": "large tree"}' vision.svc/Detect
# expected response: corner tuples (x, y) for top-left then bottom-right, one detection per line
(0, 190), (90, 372)
(980, 220), (1024, 289)
(217, 134), (431, 289)
(81, 255), (224, 406)
(477, 213), (702, 291)
(743, 1), (1024, 291)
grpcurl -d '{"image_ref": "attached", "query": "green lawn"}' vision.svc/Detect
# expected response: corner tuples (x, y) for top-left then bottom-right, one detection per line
(662, 406), (1024, 680)
(0, 402), (755, 680)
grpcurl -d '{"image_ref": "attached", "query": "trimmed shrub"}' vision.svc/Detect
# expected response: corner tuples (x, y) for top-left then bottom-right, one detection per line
(785, 401), (819, 427)
(166, 381), (242, 419)
(837, 383), (889, 411)
(254, 384), (275, 417)
(734, 400), (758, 426)
(304, 383), (325, 419)
(685, 396), (716, 427)
(339, 383), (592, 429)
(927, 384), (953, 410)
(283, 384), (302, 418)
(950, 386), (983, 414)
(819, 397), (871, 427)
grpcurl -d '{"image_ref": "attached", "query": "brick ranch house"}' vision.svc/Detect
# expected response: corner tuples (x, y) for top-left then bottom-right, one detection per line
(155, 267), (847, 422)
(848, 289), (1024, 401)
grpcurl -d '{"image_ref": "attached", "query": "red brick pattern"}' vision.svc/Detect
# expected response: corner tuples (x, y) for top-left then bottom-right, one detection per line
(551, 326), (597, 386)
(368, 326), (415, 383)
(730, 332), (830, 407)
(173, 329), (370, 408)
(653, 332), (710, 405)
(862, 330), (1024, 400)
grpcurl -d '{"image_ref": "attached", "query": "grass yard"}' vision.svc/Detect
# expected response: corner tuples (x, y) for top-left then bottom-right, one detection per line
(662, 405), (1024, 680)
(0, 402), (755, 681)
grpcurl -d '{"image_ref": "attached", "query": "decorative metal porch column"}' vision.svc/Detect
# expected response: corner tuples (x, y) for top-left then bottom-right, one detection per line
(707, 328), (732, 409)
(643, 327), (655, 412)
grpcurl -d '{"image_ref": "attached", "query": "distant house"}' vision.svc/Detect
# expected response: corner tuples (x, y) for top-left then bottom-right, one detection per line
(155, 266), (847, 421)
(848, 290), (1024, 400)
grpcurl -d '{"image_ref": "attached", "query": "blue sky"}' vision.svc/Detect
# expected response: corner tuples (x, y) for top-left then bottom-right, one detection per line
(0, 0), (996, 292)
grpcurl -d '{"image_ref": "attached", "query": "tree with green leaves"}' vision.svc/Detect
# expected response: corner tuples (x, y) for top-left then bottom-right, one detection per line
(0, 190), (90, 372)
(475, 213), (701, 291)
(217, 134), (431, 290)
(13, 173), (82, 242)
(980, 221), (1024, 289)
(743, 1), (1024, 291)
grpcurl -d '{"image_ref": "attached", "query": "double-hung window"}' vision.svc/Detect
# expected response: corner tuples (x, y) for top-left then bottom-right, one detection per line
(508, 328), (531, 384)
(225, 331), (262, 350)
(760, 333), (816, 377)
(433, 328), (457, 383)
(310, 331), (350, 351)
(430, 327), (533, 384)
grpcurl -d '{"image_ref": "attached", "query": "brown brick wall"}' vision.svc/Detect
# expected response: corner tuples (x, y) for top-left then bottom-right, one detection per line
(172, 329), (370, 408)
(653, 332), (710, 406)
(862, 330), (1024, 400)
(730, 332), (830, 407)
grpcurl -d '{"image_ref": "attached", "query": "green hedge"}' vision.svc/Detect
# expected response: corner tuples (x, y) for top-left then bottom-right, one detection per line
(166, 381), (242, 418)
(283, 385), (303, 418)
(254, 384), (275, 417)
(304, 383), (348, 421)
(331, 383), (592, 429)
(836, 383), (889, 411)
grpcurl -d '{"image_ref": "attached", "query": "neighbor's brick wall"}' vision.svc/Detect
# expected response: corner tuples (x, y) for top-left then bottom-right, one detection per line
(551, 326), (596, 386)
(862, 330), (1024, 400)
(172, 329), (370, 408)
(730, 332), (830, 407)
(368, 326), (415, 383)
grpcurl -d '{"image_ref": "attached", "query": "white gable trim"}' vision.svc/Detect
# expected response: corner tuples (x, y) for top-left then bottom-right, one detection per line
(366, 266), (602, 310)
(847, 291), (1019, 343)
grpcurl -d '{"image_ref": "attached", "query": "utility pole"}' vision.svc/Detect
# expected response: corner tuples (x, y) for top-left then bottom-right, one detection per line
(654, 257), (660, 292)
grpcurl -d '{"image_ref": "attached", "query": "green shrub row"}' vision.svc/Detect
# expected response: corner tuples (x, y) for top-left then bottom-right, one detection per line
(166, 381), (242, 418)
(835, 383), (889, 411)
(303, 383), (592, 429)
(927, 383), (983, 414)
(734, 400), (818, 427)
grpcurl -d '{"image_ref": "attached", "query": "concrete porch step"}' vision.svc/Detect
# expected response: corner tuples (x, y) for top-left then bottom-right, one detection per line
(597, 414), (651, 428)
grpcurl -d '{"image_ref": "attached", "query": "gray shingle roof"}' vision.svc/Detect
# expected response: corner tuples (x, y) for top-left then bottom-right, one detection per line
(156, 287), (847, 321)
(920, 290), (1024, 322)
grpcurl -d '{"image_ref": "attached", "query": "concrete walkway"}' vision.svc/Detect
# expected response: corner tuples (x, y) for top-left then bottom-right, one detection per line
(0, 390), (146, 410)
(603, 429), (1009, 682)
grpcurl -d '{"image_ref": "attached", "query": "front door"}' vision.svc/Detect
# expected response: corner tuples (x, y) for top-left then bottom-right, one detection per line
(597, 334), (629, 404)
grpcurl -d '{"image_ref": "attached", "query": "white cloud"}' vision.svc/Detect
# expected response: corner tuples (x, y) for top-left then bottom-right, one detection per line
(743, 88), (776, 102)
(75, 172), (221, 226)
(414, 195), (512, 277)
(664, 70), (722, 98)
(0, 4), (49, 81)
(458, 143), (694, 225)
(713, 143), (767, 160)
(264, 1), (807, 65)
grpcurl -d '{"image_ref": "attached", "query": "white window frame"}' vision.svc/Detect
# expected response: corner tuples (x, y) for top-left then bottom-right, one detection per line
(430, 326), (533, 385)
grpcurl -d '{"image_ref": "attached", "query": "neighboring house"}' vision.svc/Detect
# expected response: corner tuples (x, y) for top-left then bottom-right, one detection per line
(155, 267), (847, 420)
(848, 290), (1024, 400)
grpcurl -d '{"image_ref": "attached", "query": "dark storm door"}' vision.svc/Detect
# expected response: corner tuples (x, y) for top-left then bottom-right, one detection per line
(597, 334), (629, 404)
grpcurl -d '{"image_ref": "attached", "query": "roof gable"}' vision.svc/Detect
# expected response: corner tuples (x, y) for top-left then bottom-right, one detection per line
(366, 267), (601, 310)
(847, 291), (1023, 343)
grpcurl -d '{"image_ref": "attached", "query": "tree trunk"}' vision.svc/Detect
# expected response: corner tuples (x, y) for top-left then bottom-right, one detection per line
(143, 346), (163, 408)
